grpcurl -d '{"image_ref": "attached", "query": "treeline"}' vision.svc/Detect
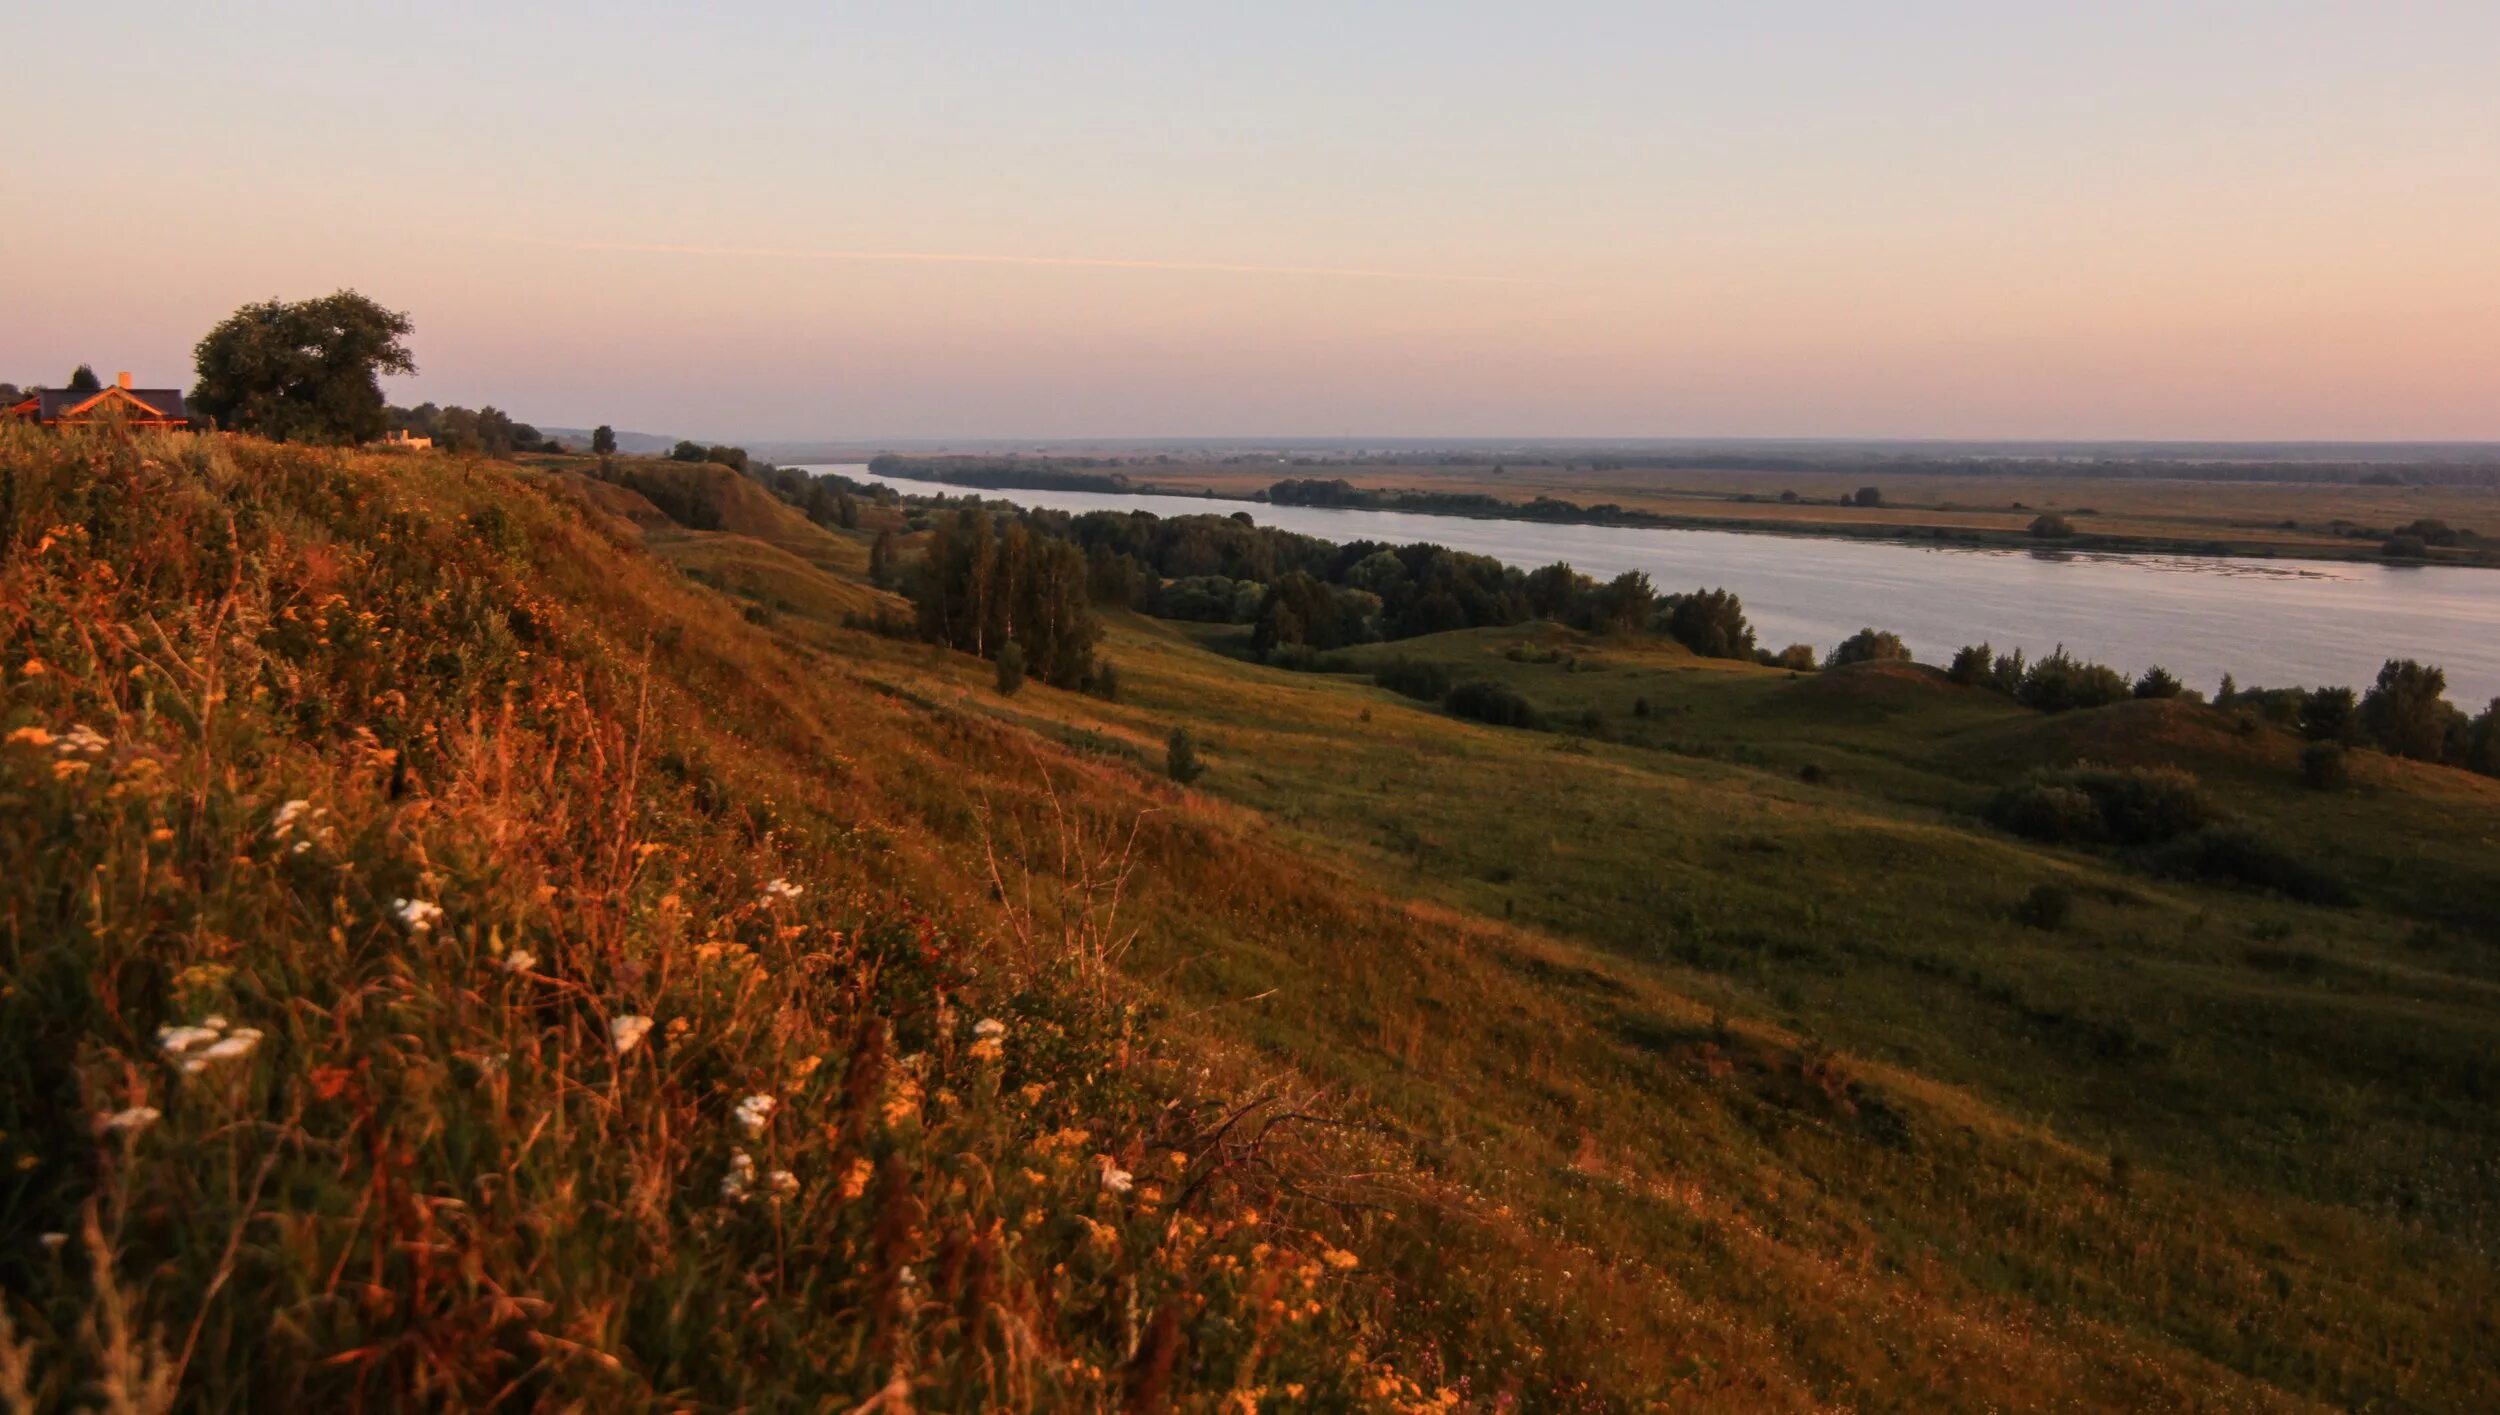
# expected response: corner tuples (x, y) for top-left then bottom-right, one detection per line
(868, 455), (1135, 493)
(1937, 640), (2500, 779)
(388, 403), (563, 456)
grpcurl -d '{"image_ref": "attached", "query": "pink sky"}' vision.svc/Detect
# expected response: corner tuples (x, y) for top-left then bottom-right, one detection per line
(5, 2), (2497, 441)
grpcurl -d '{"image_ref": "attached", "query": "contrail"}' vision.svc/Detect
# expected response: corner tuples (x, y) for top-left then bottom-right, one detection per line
(500, 235), (1542, 286)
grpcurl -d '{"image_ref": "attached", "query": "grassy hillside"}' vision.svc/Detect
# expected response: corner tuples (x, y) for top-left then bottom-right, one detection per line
(5, 429), (2496, 1410)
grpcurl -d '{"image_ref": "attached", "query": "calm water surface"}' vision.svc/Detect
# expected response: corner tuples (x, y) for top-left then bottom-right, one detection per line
(808, 466), (2500, 703)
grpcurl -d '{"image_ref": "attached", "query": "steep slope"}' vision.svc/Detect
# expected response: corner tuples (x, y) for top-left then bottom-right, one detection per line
(5, 432), (2495, 1410)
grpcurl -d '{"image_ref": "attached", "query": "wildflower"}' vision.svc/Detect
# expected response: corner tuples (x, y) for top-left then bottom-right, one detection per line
(720, 1149), (755, 1202)
(156, 1024), (221, 1056)
(765, 1168), (799, 1198)
(499, 949), (537, 974)
(5, 726), (54, 749)
(289, 840), (312, 856)
(1097, 1156), (1135, 1195)
(1323, 1247), (1361, 1271)
(97, 1106), (161, 1135)
(611, 1015), (654, 1056)
(968, 1035), (1004, 1064)
(972, 1017), (1007, 1039)
(733, 1093), (777, 1137)
(38, 1232), (68, 1252)
(56, 724), (110, 757)
(760, 877), (804, 903)
(269, 799), (314, 838)
(392, 898), (443, 933)
(837, 1157), (874, 1200)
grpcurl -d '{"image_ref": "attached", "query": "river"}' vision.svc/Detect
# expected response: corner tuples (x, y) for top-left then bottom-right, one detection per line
(804, 465), (2500, 704)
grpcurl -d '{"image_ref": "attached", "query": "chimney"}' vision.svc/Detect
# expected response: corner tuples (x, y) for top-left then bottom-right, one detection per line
(117, 371), (131, 389)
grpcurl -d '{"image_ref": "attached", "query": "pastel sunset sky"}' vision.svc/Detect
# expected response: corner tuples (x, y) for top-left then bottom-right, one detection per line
(6, 1), (2497, 441)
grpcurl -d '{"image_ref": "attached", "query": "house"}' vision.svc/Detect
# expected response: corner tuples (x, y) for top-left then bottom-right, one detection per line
(376, 429), (433, 451)
(3, 372), (188, 429)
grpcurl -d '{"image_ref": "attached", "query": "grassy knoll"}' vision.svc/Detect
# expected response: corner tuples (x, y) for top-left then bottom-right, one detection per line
(1123, 461), (2500, 566)
(6, 430), (2497, 1409)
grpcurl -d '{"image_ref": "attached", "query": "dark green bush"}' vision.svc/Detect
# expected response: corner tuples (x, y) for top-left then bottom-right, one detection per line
(2148, 826), (2353, 905)
(2299, 742), (2350, 791)
(1445, 680), (1544, 730)
(1372, 658), (1453, 702)
(2016, 649), (2131, 712)
(1988, 764), (2218, 846)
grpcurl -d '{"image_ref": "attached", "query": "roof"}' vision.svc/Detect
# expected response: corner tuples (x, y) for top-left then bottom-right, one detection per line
(35, 386), (188, 421)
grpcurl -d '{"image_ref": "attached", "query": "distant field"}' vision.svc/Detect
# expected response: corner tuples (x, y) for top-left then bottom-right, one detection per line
(1129, 461), (2500, 565)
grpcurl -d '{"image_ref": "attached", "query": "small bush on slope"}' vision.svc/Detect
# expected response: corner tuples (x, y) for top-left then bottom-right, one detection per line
(0, 428), (1395, 1409)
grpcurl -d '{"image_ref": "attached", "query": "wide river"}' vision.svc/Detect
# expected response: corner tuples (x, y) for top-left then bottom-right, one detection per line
(807, 465), (2500, 704)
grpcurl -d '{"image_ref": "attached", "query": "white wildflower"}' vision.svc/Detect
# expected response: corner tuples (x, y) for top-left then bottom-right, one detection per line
(733, 1093), (777, 1138)
(56, 724), (110, 757)
(720, 1148), (756, 1202)
(760, 878), (804, 903)
(500, 949), (537, 974)
(611, 1014), (654, 1056)
(972, 1018), (1007, 1040)
(38, 1232), (68, 1252)
(1097, 1156), (1135, 1195)
(156, 1025), (220, 1056)
(765, 1168), (799, 1198)
(270, 799), (313, 838)
(98, 1106), (162, 1135)
(290, 840), (312, 856)
(392, 898), (443, 933)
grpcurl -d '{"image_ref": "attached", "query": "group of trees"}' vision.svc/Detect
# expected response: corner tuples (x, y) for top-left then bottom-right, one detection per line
(910, 507), (1104, 691)
(2219, 661), (2500, 776)
(387, 402), (562, 456)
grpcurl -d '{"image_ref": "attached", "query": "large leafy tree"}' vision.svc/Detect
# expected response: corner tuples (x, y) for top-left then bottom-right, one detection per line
(191, 291), (415, 444)
(66, 364), (102, 393)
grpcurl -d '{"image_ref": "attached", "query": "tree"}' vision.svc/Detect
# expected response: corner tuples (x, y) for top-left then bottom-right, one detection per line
(591, 425), (618, 455)
(868, 530), (898, 588)
(1662, 587), (1754, 659)
(2466, 699), (2500, 777)
(1851, 486), (1884, 508)
(2133, 666), (2182, 699)
(2297, 686), (2360, 743)
(993, 641), (1026, 696)
(1828, 628), (1912, 667)
(2359, 659), (2455, 760)
(2030, 513), (2076, 539)
(67, 364), (102, 393)
(1165, 728), (1205, 785)
(670, 441), (707, 463)
(190, 291), (415, 444)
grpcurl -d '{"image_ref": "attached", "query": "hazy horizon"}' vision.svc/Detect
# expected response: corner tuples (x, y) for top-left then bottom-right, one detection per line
(7, 2), (2498, 441)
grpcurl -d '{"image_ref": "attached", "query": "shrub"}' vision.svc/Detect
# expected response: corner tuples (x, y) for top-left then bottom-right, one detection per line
(2381, 534), (2429, 559)
(2298, 686), (2359, 742)
(1444, 680), (1544, 730)
(1088, 660), (1122, 701)
(1661, 588), (1756, 659)
(1852, 486), (1884, 507)
(2132, 666), (2183, 700)
(2029, 513), (2076, 539)
(2360, 658), (2458, 760)
(2012, 883), (2073, 930)
(2016, 649), (2131, 712)
(1988, 765), (2218, 846)
(1372, 658), (1453, 702)
(2299, 742), (2350, 791)
(1763, 643), (1819, 671)
(1165, 727), (1205, 784)
(1987, 781), (2107, 845)
(1828, 628), (1912, 667)
(994, 641), (1026, 695)
(2149, 826), (2353, 905)
(1631, 696), (1652, 718)
(1947, 644), (1995, 686)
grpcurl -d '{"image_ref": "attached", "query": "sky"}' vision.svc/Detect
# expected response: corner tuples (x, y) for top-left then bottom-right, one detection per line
(5, 1), (2498, 442)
